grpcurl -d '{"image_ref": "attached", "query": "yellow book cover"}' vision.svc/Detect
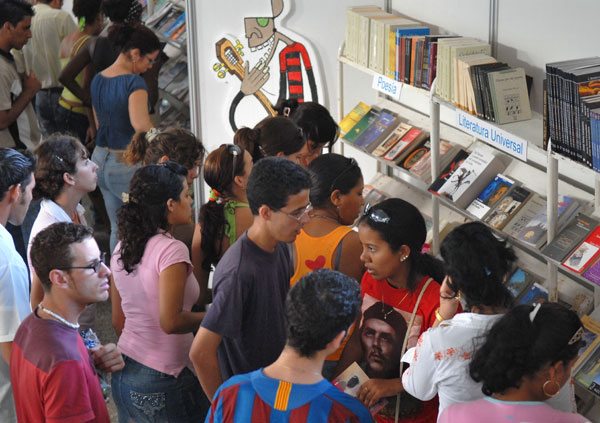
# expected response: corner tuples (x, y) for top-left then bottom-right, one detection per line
(339, 102), (371, 136)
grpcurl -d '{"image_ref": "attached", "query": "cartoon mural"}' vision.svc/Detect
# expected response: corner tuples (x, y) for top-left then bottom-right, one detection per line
(213, 0), (323, 132)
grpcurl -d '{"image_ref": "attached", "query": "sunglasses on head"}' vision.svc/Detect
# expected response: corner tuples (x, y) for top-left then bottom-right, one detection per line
(363, 203), (391, 224)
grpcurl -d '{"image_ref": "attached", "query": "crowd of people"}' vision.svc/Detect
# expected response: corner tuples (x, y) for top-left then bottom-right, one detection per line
(0, 0), (594, 422)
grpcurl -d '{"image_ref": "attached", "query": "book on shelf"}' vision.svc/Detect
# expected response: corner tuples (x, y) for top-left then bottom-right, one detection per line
(487, 67), (532, 124)
(435, 146), (506, 209)
(390, 27), (430, 80)
(158, 58), (187, 89)
(563, 226), (600, 273)
(504, 267), (537, 302)
(573, 315), (600, 372)
(369, 16), (416, 74)
(345, 6), (382, 62)
(170, 23), (186, 41)
(483, 185), (533, 230)
(465, 173), (515, 219)
(144, 0), (172, 27)
(397, 136), (431, 171)
(343, 108), (381, 144)
(450, 42), (493, 105)
(542, 213), (599, 263)
(455, 54), (496, 113)
(514, 195), (579, 249)
(516, 282), (548, 306)
(575, 339), (600, 395)
(363, 185), (387, 206)
(408, 140), (459, 184)
(372, 122), (412, 157)
(357, 11), (397, 67)
(383, 128), (427, 163)
(428, 149), (470, 194)
(471, 62), (509, 121)
(339, 102), (371, 137)
(163, 11), (185, 38)
(583, 255), (600, 287)
(354, 109), (399, 153)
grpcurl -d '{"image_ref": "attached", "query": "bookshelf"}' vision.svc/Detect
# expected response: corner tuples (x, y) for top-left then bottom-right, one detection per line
(337, 42), (600, 310)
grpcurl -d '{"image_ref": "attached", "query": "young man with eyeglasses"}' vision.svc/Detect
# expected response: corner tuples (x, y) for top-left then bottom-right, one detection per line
(191, 157), (312, 401)
(0, 148), (36, 423)
(10, 222), (124, 423)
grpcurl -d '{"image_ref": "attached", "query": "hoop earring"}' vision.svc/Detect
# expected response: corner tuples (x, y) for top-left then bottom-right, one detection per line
(542, 380), (560, 398)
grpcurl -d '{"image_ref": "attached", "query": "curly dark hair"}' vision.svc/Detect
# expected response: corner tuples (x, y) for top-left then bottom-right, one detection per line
(307, 153), (362, 208)
(116, 162), (187, 273)
(275, 99), (339, 151)
(73, 0), (102, 23)
(108, 22), (160, 55)
(33, 134), (88, 201)
(101, 0), (138, 23)
(125, 127), (205, 170)
(441, 222), (516, 310)
(358, 198), (444, 291)
(234, 116), (305, 163)
(0, 148), (36, 201)
(246, 156), (311, 215)
(286, 269), (361, 357)
(470, 303), (585, 396)
(30, 222), (94, 291)
(198, 144), (247, 271)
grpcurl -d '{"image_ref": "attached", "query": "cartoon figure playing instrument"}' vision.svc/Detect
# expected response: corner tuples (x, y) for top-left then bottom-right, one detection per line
(214, 0), (322, 132)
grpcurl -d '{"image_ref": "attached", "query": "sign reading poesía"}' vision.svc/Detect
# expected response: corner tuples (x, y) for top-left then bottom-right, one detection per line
(372, 74), (401, 100)
(456, 110), (528, 161)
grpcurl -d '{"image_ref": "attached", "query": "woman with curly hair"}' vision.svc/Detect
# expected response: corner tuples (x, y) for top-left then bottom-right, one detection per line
(27, 134), (98, 328)
(110, 162), (209, 422)
(191, 144), (253, 305)
(439, 303), (589, 423)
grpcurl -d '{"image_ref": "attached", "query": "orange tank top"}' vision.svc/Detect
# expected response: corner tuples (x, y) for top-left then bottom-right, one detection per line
(291, 225), (356, 362)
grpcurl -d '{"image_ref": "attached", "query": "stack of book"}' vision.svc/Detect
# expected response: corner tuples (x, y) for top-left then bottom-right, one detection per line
(145, 1), (187, 43)
(546, 57), (600, 170)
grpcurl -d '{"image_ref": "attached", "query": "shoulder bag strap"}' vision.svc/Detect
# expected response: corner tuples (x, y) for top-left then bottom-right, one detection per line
(394, 277), (434, 423)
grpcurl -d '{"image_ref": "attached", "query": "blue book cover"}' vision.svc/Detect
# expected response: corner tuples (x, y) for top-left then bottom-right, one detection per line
(395, 27), (430, 80)
(354, 110), (397, 152)
(164, 12), (186, 37)
(517, 283), (549, 306)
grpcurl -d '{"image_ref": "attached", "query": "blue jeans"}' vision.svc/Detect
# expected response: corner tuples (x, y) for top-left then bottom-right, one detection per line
(35, 89), (62, 138)
(91, 146), (139, 252)
(111, 355), (209, 423)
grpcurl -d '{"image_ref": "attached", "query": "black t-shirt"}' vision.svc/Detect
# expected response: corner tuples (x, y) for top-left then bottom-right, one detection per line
(201, 232), (290, 380)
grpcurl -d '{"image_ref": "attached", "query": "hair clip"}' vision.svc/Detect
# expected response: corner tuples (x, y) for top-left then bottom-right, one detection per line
(568, 327), (585, 345)
(283, 107), (291, 117)
(484, 267), (491, 276)
(122, 192), (130, 203)
(208, 188), (222, 203)
(529, 303), (541, 322)
(78, 16), (86, 32)
(54, 155), (65, 163)
(145, 128), (160, 143)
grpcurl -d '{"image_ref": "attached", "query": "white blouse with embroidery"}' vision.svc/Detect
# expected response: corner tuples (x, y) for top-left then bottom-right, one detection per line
(401, 312), (576, 420)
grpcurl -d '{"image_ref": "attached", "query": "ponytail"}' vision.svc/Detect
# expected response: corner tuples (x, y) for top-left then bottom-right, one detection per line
(124, 131), (149, 166)
(234, 127), (263, 163)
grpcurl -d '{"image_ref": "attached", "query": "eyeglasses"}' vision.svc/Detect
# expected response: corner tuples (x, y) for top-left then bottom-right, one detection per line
(363, 203), (391, 224)
(329, 157), (358, 193)
(56, 252), (107, 274)
(145, 54), (158, 65)
(274, 202), (313, 222)
(226, 144), (242, 182)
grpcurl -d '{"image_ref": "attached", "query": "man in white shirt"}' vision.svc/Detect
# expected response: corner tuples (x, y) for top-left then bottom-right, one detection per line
(0, 0), (41, 150)
(0, 147), (36, 423)
(14, 0), (76, 137)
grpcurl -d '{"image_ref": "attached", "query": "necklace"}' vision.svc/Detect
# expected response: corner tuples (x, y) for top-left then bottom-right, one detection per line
(381, 291), (410, 320)
(309, 214), (340, 224)
(38, 303), (80, 329)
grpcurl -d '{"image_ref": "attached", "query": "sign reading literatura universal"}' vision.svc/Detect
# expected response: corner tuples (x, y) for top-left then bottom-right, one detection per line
(456, 110), (528, 161)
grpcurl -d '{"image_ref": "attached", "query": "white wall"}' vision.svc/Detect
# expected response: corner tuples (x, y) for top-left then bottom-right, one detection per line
(193, 0), (380, 152)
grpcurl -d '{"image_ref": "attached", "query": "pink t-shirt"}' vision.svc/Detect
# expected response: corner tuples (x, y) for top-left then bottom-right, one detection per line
(439, 398), (590, 423)
(111, 233), (199, 377)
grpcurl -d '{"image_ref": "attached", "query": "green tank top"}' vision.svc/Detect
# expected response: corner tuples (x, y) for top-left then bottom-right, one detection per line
(223, 199), (249, 245)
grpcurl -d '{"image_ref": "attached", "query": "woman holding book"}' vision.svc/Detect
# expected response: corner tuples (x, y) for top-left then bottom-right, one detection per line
(234, 116), (307, 165)
(439, 303), (589, 423)
(335, 198), (444, 423)
(276, 99), (339, 166)
(191, 144), (254, 306)
(290, 154), (364, 377)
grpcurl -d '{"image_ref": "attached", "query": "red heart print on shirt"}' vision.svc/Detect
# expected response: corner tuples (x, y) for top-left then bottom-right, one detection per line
(305, 255), (326, 270)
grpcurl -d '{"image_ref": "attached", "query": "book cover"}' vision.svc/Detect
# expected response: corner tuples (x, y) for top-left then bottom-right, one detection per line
(563, 227), (600, 273)
(398, 137), (430, 171)
(503, 193), (545, 239)
(382, 128), (425, 162)
(542, 214), (598, 262)
(515, 195), (579, 249)
(575, 342), (600, 392)
(158, 59), (187, 89)
(333, 362), (387, 415)
(517, 282), (548, 306)
(484, 185), (533, 230)
(574, 315), (600, 371)
(343, 108), (381, 144)
(339, 102), (371, 137)
(505, 267), (536, 301)
(465, 173), (515, 219)
(354, 110), (398, 152)
(372, 122), (412, 157)
(435, 147), (506, 209)
(363, 186), (387, 206)
(584, 256), (600, 286)
(428, 149), (470, 194)
(408, 140), (457, 184)
(488, 67), (532, 124)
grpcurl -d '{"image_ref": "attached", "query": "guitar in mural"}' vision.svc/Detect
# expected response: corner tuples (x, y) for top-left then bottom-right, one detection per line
(215, 38), (276, 118)
(212, 0), (322, 132)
